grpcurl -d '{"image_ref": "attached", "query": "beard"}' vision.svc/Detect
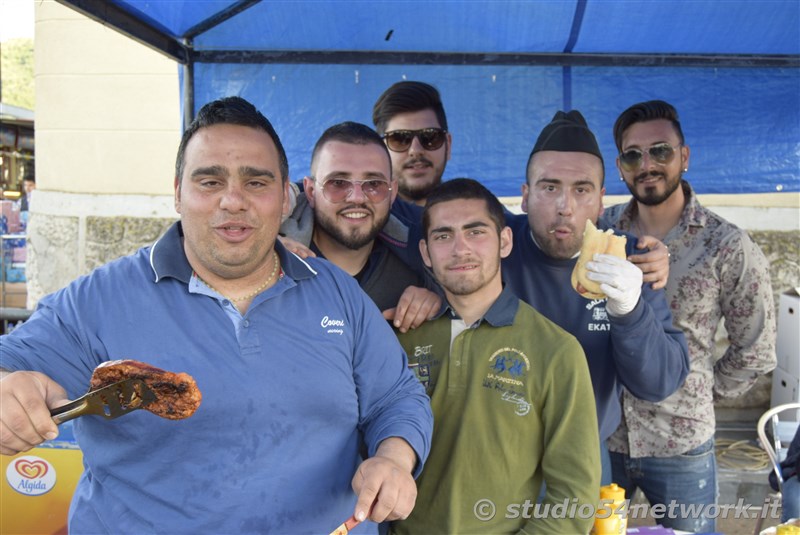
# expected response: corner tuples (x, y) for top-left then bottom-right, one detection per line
(314, 205), (389, 250)
(440, 274), (485, 296)
(398, 180), (439, 202)
(627, 170), (682, 206)
(397, 156), (444, 201)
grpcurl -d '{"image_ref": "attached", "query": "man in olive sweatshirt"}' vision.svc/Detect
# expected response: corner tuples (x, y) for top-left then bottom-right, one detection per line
(392, 178), (599, 534)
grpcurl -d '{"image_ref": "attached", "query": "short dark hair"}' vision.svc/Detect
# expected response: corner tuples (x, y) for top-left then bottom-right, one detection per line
(310, 121), (390, 171)
(422, 178), (505, 237)
(175, 96), (289, 183)
(372, 81), (448, 135)
(613, 100), (685, 152)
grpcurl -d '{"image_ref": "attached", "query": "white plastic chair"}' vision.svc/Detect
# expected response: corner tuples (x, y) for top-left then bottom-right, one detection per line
(754, 402), (800, 535)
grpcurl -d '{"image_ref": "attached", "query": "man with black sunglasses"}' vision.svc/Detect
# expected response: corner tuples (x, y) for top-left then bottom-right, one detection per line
(372, 81), (452, 207)
(603, 100), (777, 533)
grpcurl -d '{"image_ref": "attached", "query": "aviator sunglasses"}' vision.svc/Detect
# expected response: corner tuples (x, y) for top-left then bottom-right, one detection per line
(382, 128), (448, 152)
(318, 178), (392, 204)
(619, 142), (682, 172)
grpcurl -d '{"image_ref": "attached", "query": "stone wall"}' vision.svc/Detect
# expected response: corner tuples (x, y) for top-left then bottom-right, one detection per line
(25, 214), (80, 306)
(84, 216), (176, 273)
(26, 213), (175, 304)
(754, 230), (800, 309)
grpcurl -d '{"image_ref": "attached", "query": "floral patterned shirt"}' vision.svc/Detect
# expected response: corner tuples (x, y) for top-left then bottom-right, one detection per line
(604, 180), (777, 458)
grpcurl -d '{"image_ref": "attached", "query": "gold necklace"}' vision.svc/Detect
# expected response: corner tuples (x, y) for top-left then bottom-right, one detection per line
(195, 253), (280, 303)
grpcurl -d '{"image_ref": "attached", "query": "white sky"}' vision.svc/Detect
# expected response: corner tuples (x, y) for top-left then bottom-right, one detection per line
(0, 0), (35, 41)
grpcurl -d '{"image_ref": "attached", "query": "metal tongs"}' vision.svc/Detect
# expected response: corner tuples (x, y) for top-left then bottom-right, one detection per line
(50, 378), (156, 424)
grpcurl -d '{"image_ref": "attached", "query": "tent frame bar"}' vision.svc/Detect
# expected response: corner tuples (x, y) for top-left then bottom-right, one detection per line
(56, 0), (189, 64)
(183, 0), (261, 40)
(194, 49), (800, 68)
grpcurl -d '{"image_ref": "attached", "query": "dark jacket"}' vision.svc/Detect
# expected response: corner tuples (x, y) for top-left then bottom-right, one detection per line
(770, 425), (800, 490)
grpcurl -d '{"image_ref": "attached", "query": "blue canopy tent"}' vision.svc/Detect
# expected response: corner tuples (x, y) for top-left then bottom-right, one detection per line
(56, 0), (800, 196)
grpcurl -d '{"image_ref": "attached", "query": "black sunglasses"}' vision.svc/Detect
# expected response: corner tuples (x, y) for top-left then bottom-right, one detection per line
(619, 143), (682, 172)
(383, 128), (447, 152)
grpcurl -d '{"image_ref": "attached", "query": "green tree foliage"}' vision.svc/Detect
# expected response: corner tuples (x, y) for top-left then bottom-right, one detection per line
(1, 38), (34, 110)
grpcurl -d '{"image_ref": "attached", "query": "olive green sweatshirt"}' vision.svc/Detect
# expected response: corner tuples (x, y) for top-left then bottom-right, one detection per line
(392, 285), (600, 534)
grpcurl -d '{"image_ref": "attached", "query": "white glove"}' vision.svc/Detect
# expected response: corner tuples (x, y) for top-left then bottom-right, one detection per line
(586, 253), (642, 317)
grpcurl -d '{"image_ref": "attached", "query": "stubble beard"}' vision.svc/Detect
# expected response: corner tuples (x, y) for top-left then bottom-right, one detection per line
(398, 174), (442, 202)
(437, 259), (499, 297)
(530, 225), (581, 260)
(397, 157), (444, 202)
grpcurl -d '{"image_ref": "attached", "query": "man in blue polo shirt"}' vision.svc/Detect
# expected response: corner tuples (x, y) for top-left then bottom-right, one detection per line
(0, 96), (432, 534)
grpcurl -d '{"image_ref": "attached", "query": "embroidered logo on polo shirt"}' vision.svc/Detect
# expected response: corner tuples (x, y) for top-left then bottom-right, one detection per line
(483, 347), (531, 416)
(501, 391), (531, 416)
(407, 344), (440, 394)
(320, 316), (345, 335)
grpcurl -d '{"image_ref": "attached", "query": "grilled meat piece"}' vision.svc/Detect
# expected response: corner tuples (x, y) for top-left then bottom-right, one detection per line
(90, 360), (201, 420)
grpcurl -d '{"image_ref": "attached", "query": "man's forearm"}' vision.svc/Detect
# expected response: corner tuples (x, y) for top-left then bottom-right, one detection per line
(375, 437), (417, 474)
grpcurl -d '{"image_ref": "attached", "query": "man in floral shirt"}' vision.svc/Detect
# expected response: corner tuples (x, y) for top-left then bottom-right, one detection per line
(604, 100), (777, 533)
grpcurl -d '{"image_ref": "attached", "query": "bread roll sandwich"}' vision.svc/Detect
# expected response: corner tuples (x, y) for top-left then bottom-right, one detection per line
(571, 219), (627, 299)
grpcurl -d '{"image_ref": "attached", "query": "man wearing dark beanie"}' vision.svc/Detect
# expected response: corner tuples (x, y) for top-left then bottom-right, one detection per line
(529, 110), (606, 161)
(501, 110), (690, 484)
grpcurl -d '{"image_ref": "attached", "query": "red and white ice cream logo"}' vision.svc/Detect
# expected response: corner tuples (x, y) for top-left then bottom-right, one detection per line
(6, 455), (56, 496)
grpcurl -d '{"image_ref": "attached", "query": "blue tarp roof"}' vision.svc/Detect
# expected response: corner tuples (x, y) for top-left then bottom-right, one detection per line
(57, 0), (800, 195)
(64, 0), (800, 56)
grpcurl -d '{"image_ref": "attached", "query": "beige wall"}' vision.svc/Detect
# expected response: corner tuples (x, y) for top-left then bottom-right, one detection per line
(28, 1), (180, 304)
(35, 0), (180, 198)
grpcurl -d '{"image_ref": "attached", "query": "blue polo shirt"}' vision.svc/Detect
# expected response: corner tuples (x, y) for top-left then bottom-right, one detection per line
(1, 222), (432, 535)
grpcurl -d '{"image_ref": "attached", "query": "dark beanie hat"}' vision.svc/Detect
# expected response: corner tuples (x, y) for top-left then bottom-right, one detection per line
(530, 110), (603, 163)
